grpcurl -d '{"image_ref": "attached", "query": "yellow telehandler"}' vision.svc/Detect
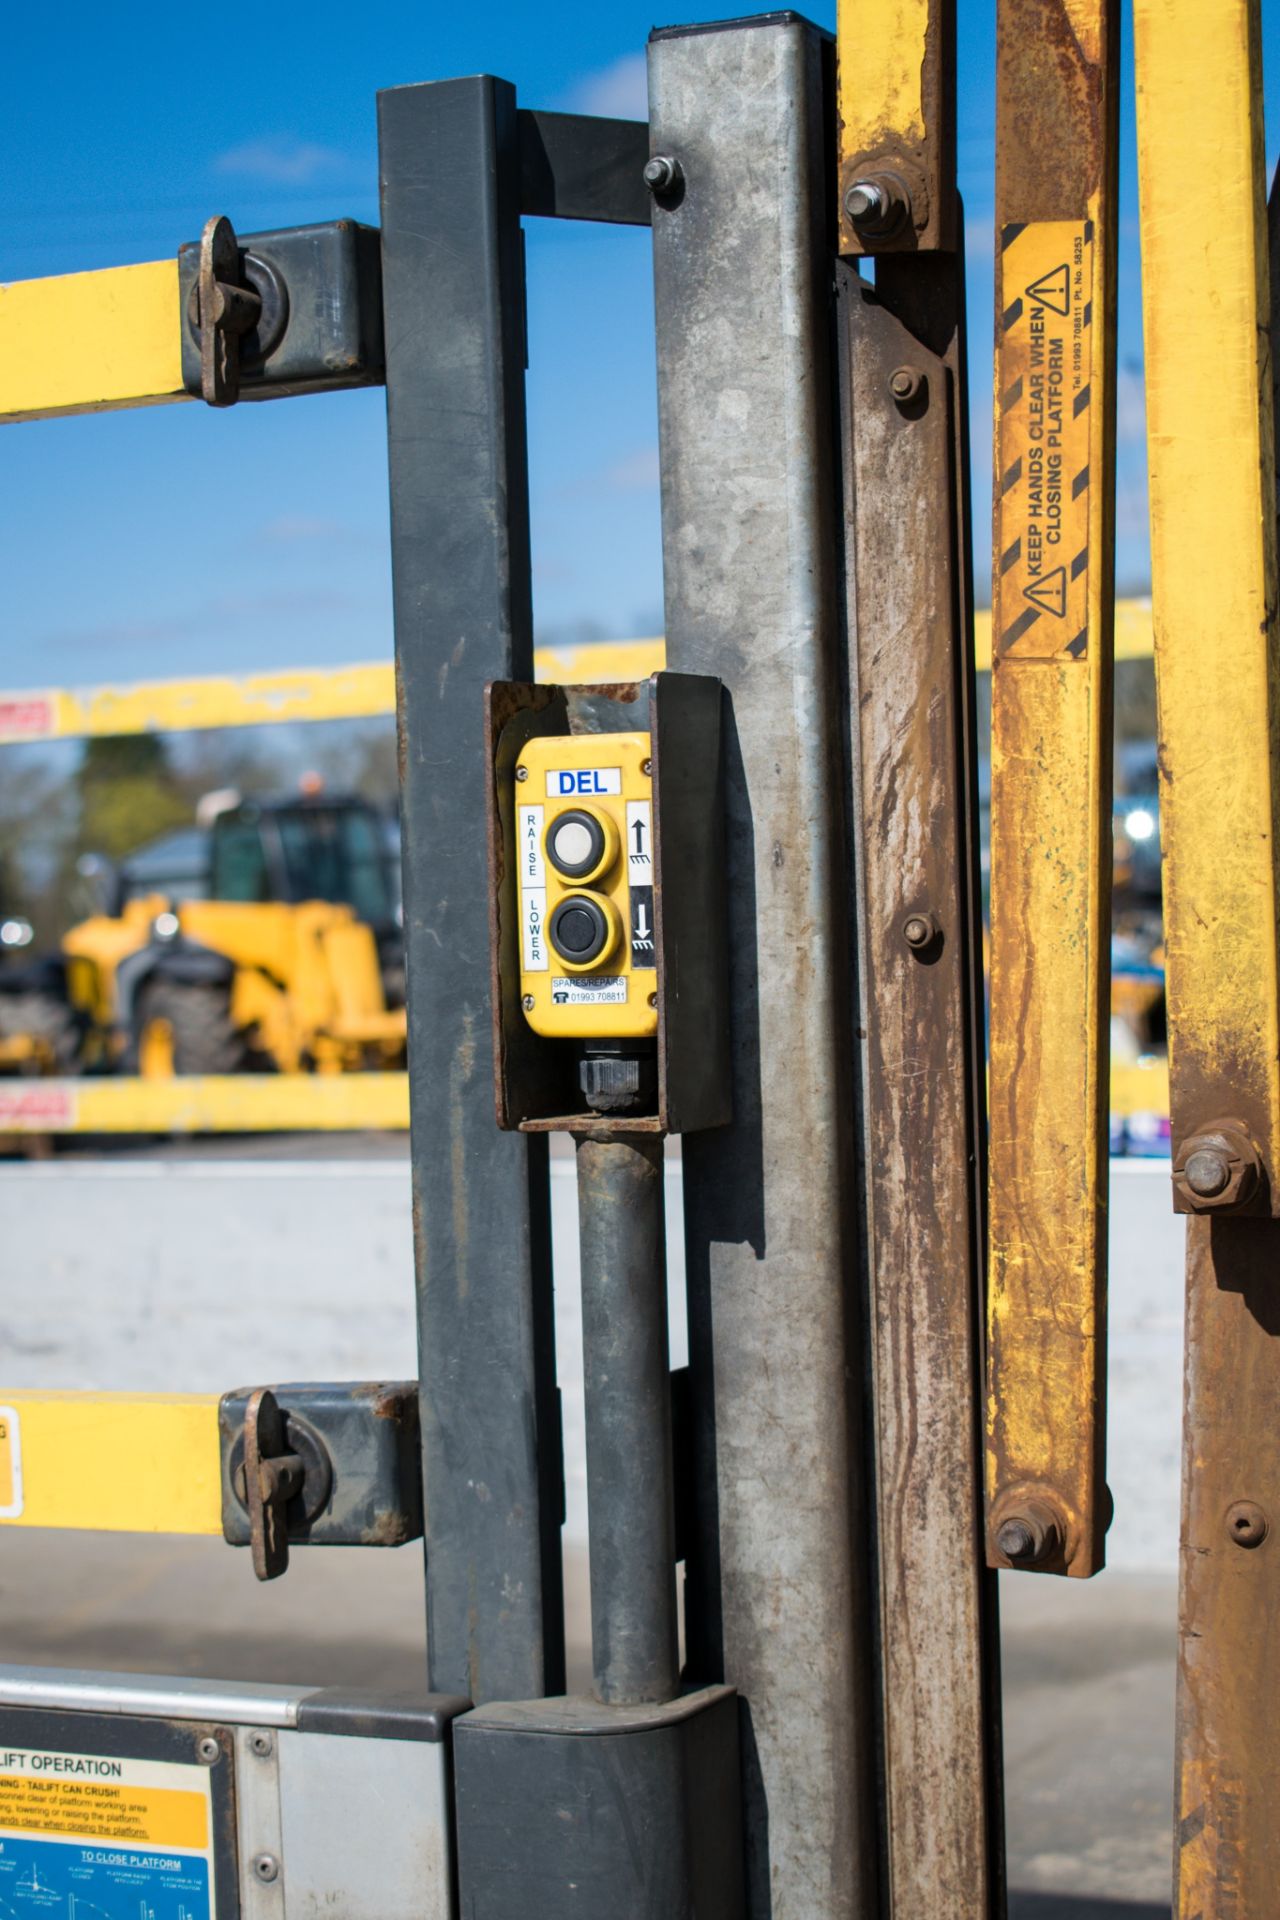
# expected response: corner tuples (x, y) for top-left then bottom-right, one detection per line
(61, 793), (406, 1076)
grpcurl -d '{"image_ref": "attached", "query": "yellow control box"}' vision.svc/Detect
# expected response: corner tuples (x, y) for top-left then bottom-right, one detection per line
(515, 731), (656, 1039)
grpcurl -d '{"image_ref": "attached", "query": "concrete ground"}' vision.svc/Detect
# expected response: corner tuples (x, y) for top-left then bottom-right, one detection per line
(0, 1151), (1184, 1913)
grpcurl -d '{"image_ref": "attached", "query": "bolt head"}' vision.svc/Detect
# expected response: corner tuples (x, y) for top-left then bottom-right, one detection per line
(249, 1730), (273, 1757)
(643, 155), (682, 197)
(647, 991), (658, 1010)
(641, 757), (653, 777)
(889, 366), (924, 405)
(1227, 1501), (1268, 1548)
(522, 993), (535, 1012)
(515, 765), (529, 783)
(1174, 1120), (1261, 1211)
(902, 910), (940, 952)
(253, 1853), (280, 1884)
(196, 1736), (220, 1764)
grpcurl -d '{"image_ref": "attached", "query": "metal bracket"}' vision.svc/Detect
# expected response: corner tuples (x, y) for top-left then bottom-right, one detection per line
(241, 1388), (304, 1581)
(195, 216), (262, 407)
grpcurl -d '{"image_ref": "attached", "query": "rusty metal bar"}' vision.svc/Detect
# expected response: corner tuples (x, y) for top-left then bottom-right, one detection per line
(839, 243), (1004, 1913)
(836, 0), (956, 255)
(985, 0), (1119, 1579)
(1133, 0), (1280, 1900)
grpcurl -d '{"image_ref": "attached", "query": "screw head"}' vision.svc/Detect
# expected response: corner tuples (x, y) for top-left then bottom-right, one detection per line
(515, 765), (529, 783)
(641, 757), (653, 777)
(643, 155), (682, 197)
(889, 366), (924, 405)
(647, 991), (658, 1010)
(252, 1853), (280, 1884)
(249, 1730), (273, 1757)
(902, 910), (940, 953)
(1227, 1500), (1268, 1549)
(196, 1736), (220, 1765)
(522, 993), (535, 1012)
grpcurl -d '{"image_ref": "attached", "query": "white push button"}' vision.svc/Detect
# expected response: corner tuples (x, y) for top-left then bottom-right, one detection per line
(550, 818), (596, 870)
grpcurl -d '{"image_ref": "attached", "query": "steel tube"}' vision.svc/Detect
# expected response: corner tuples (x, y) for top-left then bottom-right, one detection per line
(575, 1135), (678, 1706)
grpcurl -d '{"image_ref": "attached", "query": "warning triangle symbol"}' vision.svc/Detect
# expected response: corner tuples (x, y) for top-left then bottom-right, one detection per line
(1025, 263), (1070, 315)
(1024, 567), (1066, 618)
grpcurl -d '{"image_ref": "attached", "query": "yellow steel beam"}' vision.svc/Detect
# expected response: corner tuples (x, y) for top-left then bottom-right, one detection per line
(0, 621), (1172, 742)
(1135, 0), (1280, 1207)
(0, 261), (185, 424)
(0, 1392), (221, 1532)
(0, 1073), (409, 1134)
(0, 642), (668, 744)
(985, 0), (1119, 1579)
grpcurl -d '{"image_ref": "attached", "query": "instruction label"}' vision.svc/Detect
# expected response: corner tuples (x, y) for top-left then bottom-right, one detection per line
(0, 1746), (216, 1917)
(518, 805), (548, 973)
(0, 1407), (22, 1519)
(995, 220), (1095, 661)
(551, 976), (627, 1006)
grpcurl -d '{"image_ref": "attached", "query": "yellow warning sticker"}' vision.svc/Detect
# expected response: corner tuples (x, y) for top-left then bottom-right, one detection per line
(995, 220), (1095, 661)
(0, 1768), (208, 1849)
(0, 1406), (21, 1518)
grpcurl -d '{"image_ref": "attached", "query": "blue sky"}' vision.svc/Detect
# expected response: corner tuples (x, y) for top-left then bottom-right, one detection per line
(2, 3), (1276, 692)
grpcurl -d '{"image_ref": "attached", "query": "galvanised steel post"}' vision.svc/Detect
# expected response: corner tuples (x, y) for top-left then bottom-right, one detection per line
(649, 17), (878, 1916)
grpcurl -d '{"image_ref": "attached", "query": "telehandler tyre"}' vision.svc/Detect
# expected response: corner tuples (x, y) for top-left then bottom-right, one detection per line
(0, 991), (81, 1072)
(133, 978), (251, 1076)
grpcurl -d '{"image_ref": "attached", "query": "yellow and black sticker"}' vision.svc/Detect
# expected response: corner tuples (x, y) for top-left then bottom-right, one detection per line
(995, 220), (1095, 661)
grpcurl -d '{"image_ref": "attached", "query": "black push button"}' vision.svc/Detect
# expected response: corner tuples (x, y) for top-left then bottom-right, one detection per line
(546, 808), (608, 879)
(549, 894), (610, 965)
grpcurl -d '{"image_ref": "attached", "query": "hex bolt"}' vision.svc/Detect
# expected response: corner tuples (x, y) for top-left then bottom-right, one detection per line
(249, 1730), (273, 1758)
(196, 1736), (220, 1764)
(1173, 1120), (1261, 1212)
(1226, 1500), (1268, 1549)
(992, 1497), (1064, 1567)
(643, 155), (683, 197)
(902, 910), (941, 953)
(844, 172), (912, 238)
(889, 366), (924, 405)
(252, 1853), (280, 1884)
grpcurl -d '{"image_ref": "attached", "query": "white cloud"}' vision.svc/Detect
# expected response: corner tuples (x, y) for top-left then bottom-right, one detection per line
(213, 137), (348, 185)
(604, 446), (660, 492)
(256, 513), (355, 545)
(565, 52), (649, 122)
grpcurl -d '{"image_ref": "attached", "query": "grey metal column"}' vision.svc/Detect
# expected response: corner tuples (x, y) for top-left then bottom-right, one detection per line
(649, 18), (877, 1918)
(378, 76), (563, 1704)
(576, 1136), (678, 1706)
